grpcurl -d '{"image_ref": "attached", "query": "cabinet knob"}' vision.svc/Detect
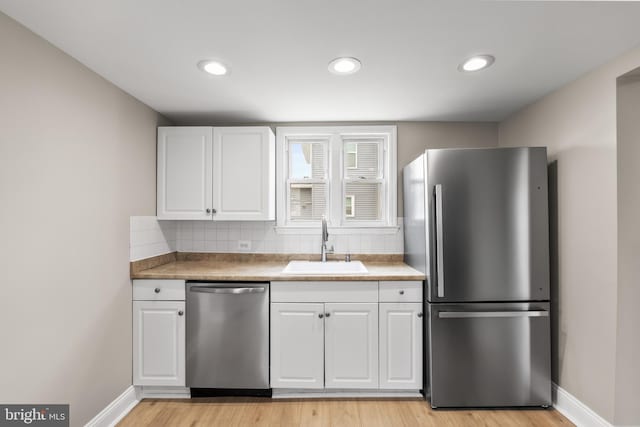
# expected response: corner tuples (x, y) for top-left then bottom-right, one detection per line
(325, 312), (331, 317)
(318, 313), (324, 319)
(154, 288), (161, 293)
(212, 208), (217, 214)
(417, 312), (423, 318)
(399, 290), (405, 295)
(206, 208), (211, 214)
(178, 310), (184, 316)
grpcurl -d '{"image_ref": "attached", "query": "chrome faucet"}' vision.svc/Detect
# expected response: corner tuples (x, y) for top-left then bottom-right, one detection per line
(321, 215), (333, 262)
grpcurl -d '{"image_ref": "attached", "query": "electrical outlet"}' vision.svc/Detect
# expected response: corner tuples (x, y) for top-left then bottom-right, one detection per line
(238, 240), (251, 251)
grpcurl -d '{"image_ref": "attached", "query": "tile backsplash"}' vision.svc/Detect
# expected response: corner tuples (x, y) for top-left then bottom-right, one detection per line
(130, 216), (177, 261)
(130, 216), (403, 261)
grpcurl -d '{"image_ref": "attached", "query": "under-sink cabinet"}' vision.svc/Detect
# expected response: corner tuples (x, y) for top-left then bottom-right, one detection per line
(132, 279), (186, 387)
(270, 301), (379, 389)
(156, 126), (275, 221)
(269, 302), (325, 389)
(270, 280), (423, 392)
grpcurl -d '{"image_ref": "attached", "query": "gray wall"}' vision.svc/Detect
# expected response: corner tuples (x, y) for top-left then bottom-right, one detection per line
(499, 44), (640, 424)
(0, 12), (167, 426)
(396, 122), (498, 214)
(615, 70), (640, 426)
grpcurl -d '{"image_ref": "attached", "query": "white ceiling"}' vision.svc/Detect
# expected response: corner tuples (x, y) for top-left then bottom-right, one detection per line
(2, 1), (640, 124)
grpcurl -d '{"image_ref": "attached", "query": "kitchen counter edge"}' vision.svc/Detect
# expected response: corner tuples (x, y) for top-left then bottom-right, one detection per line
(130, 252), (426, 282)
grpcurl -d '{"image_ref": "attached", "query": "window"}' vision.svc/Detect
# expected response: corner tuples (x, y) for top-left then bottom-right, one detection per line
(345, 195), (355, 218)
(342, 138), (384, 222)
(276, 126), (397, 230)
(287, 140), (327, 221)
(345, 143), (357, 169)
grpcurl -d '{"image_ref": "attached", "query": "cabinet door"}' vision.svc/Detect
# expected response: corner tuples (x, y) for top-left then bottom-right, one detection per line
(157, 127), (213, 220)
(212, 127), (275, 220)
(379, 303), (423, 390)
(325, 303), (378, 389)
(270, 303), (324, 388)
(133, 301), (185, 386)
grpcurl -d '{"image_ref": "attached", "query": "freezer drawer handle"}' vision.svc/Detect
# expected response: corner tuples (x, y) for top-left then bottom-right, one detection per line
(435, 184), (445, 298)
(438, 310), (549, 319)
(190, 286), (266, 294)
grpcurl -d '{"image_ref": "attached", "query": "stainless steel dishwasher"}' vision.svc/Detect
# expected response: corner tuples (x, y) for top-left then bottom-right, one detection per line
(186, 282), (269, 393)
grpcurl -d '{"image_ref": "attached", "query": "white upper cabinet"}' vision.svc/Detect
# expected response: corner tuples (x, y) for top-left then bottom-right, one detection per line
(157, 127), (213, 220)
(212, 127), (275, 220)
(157, 126), (275, 220)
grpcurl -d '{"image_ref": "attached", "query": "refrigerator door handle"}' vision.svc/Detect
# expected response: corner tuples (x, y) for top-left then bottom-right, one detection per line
(435, 184), (445, 297)
(438, 310), (549, 319)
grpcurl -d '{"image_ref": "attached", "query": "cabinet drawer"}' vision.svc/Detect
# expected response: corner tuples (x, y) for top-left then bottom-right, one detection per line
(133, 279), (186, 301)
(271, 281), (378, 303)
(379, 281), (423, 302)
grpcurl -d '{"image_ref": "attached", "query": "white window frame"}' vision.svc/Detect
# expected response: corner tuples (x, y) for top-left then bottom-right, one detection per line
(276, 125), (397, 234)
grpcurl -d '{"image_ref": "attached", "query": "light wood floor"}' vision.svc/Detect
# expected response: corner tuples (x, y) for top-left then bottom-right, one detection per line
(118, 397), (574, 427)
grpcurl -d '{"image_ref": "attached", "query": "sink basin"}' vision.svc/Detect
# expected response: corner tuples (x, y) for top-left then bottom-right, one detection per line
(282, 260), (368, 275)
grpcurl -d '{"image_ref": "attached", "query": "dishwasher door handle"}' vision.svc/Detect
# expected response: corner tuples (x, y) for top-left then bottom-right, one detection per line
(190, 286), (266, 294)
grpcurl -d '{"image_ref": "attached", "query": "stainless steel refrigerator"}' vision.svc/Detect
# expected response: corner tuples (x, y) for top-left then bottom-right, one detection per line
(403, 147), (551, 408)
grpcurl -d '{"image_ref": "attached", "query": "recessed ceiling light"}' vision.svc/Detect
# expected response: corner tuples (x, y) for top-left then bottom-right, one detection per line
(459, 55), (495, 72)
(198, 60), (229, 76)
(328, 57), (361, 75)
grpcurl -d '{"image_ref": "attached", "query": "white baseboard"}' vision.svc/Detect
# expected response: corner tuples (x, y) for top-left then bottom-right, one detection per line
(135, 386), (191, 399)
(272, 389), (422, 399)
(89, 383), (615, 427)
(85, 386), (139, 427)
(552, 383), (612, 427)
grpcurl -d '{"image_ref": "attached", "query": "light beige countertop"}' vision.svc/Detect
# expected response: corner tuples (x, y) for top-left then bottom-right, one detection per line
(131, 252), (425, 282)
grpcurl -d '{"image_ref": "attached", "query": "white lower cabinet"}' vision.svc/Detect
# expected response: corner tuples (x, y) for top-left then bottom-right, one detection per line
(379, 303), (423, 389)
(130, 279), (422, 394)
(325, 303), (378, 389)
(270, 302), (378, 390)
(270, 280), (423, 392)
(270, 303), (325, 389)
(132, 280), (186, 387)
(133, 301), (186, 386)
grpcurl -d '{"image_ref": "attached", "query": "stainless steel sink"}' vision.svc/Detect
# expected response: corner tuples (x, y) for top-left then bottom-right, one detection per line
(282, 260), (368, 275)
